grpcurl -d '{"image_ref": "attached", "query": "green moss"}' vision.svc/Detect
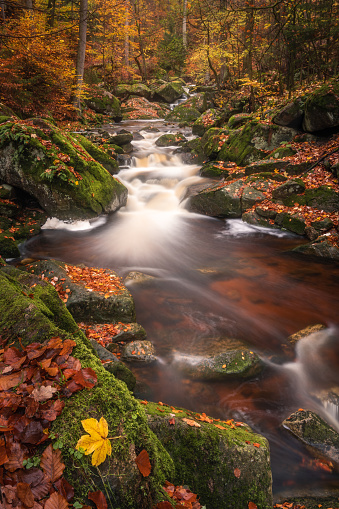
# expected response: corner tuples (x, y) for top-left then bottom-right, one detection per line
(74, 134), (119, 174)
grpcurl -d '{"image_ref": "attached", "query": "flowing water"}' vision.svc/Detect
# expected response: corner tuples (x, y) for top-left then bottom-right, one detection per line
(23, 120), (339, 499)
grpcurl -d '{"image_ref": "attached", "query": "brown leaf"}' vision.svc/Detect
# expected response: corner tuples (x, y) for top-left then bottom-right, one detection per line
(17, 482), (34, 508)
(44, 492), (69, 509)
(169, 418), (175, 425)
(154, 503), (173, 509)
(3, 347), (26, 369)
(40, 399), (65, 421)
(54, 477), (74, 502)
(31, 385), (58, 402)
(135, 449), (151, 477)
(88, 491), (107, 509)
(0, 370), (27, 390)
(40, 444), (65, 482)
(0, 438), (9, 466)
(234, 468), (241, 478)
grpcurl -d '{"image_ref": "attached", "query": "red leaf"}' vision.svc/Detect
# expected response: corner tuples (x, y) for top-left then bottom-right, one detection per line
(169, 418), (175, 425)
(88, 491), (108, 509)
(248, 502), (258, 509)
(3, 347), (26, 369)
(0, 370), (27, 390)
(135, 449), (151, 477)
(234, 468), (241, 478)
(73, 367), (97, 389)
(40, 399), (65, 421)
(44, 492), (69, 509)
(17, 482), (34, 508)
(40, 444), (65, 482)
(0, 438), (9, 466)
(154, 503), (173, 509)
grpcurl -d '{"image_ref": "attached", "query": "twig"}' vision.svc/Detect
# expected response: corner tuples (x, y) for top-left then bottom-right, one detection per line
(303, 146), (339, 174)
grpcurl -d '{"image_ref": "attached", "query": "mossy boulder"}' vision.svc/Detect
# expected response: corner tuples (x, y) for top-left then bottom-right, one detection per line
(201, 128), (229, 159)
(172, 347), (262, 381)
(121, 97), (169, 120)
(85, 89), (122, 121)
(227, 113), (253, 129)
(74, 134), (119, 174)
(0, 119), (128, 220)
(242, 210), (275, 229)
(272, 98), (304, 129)
(155, 82), (184, 103)
(146, 402), (273, 509)
(304, 186), (339, 212)
(245, 159), (309, 176)
(108, 130), (133, 147)
(287, 324), (326, 344)
(282, 410), (339, 467)
(199, 161), (230, 179)
(0, 263), (175, 507)
(218, 121), (297, 167)
(115, 83), (152, 100)
(275, 212), (306, 235)
(155, 133), (187, 147)
(269, 145), (297, 159)
(26, 260), (136, 324)
(188, 180), (243, 218)
(165, 104), (201, 123)
(241, 186), (266, 210)
(272, 180), (306, 200)
(303, 83), (339, 132)
(192, 109), (223, 136)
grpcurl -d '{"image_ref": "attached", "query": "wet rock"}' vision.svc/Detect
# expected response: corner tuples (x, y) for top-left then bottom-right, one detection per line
(115, 83), (152, 100)
(275, 212), (306, 235)
(146, 401), (273, 509)
(242, 211), (274, 229)
(311, 217), (334, 232)
(108, 129), (133, 146)
(245, 159), (308, 176)
(272, 98), (304, 129)
(255, 206), (278, 219)
(292, 237), (339, 261)
(199, 161), (230, 179)
(122, 340), (156, 363)
(188, 180), (243, 218)
(124, 271), (156, 285)
(287, 324), (326, 344)
(155, 133), (187, 147)
(282, 409), (339, 467)
(172, 347), (262, 381)
(305, 226), (319, 241)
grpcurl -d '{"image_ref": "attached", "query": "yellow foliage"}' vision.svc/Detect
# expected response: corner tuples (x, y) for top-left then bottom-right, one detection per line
(76, 417), (112, 466)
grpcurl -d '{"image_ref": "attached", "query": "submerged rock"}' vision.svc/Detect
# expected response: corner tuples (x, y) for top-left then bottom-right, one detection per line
(122, 340), (156, 363)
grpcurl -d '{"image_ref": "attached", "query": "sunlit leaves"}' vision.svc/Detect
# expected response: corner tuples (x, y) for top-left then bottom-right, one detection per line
(76, 417), (112, 466)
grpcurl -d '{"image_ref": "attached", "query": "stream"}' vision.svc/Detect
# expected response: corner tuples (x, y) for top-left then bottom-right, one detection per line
(23, 119), (339, 500)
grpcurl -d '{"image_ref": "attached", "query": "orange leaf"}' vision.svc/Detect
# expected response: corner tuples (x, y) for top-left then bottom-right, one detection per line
(214, 424), (226, 430)
(248, 502), (257, 509)
(182, 418), (201, 428)
(88, 491), (108, 509)
(135, 449), (151, 477)
(40, 444), (65, 482)
(169, 418), (175, 425)
(253, 443), (260, 448)
(234, 468), (241, 478)
(44, 492), (69, 509)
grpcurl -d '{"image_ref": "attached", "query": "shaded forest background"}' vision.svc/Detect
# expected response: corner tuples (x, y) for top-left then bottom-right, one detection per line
(0, 0), (338, 119)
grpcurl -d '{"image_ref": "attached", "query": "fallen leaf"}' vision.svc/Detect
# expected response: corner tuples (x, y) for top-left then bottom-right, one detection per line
(88, 491), (108, 509)
(135, 449), (151, 477)
(182, 418), (201, 428)
(16, 482), (34, 508)
(31, 385), (58, 402)
(44, 492), (69, 509)
(169, 418), (175, 425)
(76, 417), (111, 466)
(234, 468), (241, 478)
(40, 444), (65, 482)
(248, 502), (258, 509)
(253, 443), (260, 448)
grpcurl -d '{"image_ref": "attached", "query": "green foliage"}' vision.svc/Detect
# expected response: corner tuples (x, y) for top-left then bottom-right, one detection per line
(157, 33), (187, 75)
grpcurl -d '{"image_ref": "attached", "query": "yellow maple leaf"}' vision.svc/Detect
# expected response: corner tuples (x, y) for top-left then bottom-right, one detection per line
(76, 417), (111, 466)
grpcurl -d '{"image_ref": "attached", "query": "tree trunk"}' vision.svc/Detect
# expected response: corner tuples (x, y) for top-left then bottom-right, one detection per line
(73, 0), (88, 114)
(0, 0), (5, 21)
(182, 0), (187, 49)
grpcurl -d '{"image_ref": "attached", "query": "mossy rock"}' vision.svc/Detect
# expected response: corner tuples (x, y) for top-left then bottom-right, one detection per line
(155, 133), (186, 147)
(272, 180), (306, 200)
(85, 90), (122, 121)
(192, 109), (223, 136)
(115, 83), (152, 100)
(241, 186), (266, 211)
(292, 237), (339, 261)
(303, 83), (339, 132)
(74, 134), (119, 174)
(188, 181), (243, 218)
(26, 260), (136, 324)
(282, 409), (339, 467)
(165, 104), (201, 123)
(227, 113), (253, 129)
(242, 211), (276, 229)
(182, 92), (214, 113)
(146, 402), (273, 509)
(272, 98), (304, 129)
(287, 324), (326, 344)
(200, 128), (228, 159)
(218, 121), (297, 167)
(0, 119), (127, 220)
(304, 186), (339, 212)
(275, 212), (306, 235)
(199, 162), (229, 179)
(0, 263), (175, 507)
(155, 82), (184, 103)
(269, 145), (296, 159)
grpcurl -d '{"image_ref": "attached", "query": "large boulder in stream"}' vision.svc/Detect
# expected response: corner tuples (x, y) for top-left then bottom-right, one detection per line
(155, 81), (184, 103)
(188, 180), (243, 218)
(0, 118), (127, 220)
(85, 89), (122, 121)
(145, 401), (273, 509)
(165, 103), (201, 123)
